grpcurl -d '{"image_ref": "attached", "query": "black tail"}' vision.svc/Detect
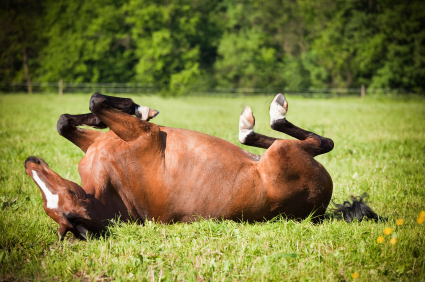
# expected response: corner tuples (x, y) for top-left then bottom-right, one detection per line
(332, 193), (383, 223)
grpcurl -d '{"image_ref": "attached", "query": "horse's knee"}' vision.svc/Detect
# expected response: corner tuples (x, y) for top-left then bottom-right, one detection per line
(57, 114), (73, 136)
(89, 93), (108, 114)
(305, 135), (334, 156)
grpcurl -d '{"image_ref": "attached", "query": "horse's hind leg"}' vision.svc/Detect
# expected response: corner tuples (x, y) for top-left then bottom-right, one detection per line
(239, 94), (334, 156)
(239, 106), (279, 149)
(269, 93), (334, 156)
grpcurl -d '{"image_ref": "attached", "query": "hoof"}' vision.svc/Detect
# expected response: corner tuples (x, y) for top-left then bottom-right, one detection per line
(270, 93), (288, 126)
(135, 105), (159, 121)
(239, 106), (255, 144)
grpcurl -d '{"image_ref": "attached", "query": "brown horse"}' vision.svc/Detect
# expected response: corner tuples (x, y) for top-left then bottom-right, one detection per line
(25, 93), (335, 239)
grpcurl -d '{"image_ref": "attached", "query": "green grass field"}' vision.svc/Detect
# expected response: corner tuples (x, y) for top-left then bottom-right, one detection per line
(1, 94), (424, 281)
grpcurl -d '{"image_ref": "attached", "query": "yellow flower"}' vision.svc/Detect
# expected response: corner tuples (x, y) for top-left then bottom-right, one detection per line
(396, 219), (404, 226)
(390, 238), (397, 245)
(383, 227), (393, 235)
(352, 272), (359, 279)
(377, 236), (384, 244)
(418, 211), (425, 224)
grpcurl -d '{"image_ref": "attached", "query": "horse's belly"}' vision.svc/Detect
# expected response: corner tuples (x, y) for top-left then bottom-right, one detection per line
(160, 152), (268, 221)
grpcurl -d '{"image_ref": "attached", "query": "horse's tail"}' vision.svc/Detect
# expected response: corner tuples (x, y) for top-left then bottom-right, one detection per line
(332, 193), (384, 223)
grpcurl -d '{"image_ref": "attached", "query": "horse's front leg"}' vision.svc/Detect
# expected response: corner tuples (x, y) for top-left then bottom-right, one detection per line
(57, 113), (106, 153)
(58, 94), (159, 151)
(89, 93), (159, 142)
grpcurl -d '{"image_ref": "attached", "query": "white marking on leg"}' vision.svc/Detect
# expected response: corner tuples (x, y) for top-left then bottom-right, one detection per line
(239, 111), (254, 144)
(32, 170), (59, 209)
(270, 93), (287, 126)
(135, 105), (150, 121)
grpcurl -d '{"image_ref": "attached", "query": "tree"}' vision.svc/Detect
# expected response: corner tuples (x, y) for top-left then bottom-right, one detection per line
(0, 0), (45, 92)
(125, 0), (223, 94)
(311, 0), (425, 92)
(1, 0), (424, 93)
(37, 0), (136, 83)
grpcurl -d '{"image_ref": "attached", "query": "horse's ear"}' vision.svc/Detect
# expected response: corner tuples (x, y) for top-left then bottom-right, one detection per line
(75, 225), (89, 239)
(64, 212), (92, 239)
(58, 216), (90, 240)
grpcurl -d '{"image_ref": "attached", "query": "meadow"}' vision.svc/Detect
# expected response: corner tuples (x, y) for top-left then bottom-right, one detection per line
(0, 93), (424, 281)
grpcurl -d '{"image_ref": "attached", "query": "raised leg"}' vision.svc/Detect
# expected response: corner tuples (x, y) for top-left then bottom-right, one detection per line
(89, 94), (159, 121)
(57, 113), (106, 153)
(58, 94), (160, 152)
(269, 93), (334, 156)
(88, 93), (159, 142)
(239, 93), (334, 157)
(239, 106), (279, 149)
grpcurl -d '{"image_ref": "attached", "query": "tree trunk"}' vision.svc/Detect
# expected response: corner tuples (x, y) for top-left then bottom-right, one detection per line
(59, 79), (63, 95)
(22, 46), (32, 94)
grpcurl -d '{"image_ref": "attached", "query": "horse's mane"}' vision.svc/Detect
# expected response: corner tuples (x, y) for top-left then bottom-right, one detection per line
(332, 193), (384, 223)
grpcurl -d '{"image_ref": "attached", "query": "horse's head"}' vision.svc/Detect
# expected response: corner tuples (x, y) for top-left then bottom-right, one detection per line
(24, 156), (97, 239)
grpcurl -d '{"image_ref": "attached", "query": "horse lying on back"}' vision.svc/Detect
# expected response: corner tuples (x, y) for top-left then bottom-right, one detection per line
(25, 93), (338, 239)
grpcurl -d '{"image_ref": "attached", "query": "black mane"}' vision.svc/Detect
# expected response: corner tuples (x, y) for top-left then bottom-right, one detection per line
(332, 194), (383, 223)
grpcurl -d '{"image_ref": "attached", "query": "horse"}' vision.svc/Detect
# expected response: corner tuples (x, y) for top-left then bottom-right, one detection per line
(25, 93), (337, 239)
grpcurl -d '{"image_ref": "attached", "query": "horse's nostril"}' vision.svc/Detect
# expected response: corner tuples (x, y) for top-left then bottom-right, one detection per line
(25, 156), (40, 165)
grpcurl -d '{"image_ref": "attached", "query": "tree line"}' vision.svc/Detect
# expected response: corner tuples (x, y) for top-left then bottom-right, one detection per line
(1, 0), (424, 94)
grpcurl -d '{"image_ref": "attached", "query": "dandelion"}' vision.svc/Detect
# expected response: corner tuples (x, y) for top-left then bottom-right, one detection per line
(383, 227), (392, 235)
(396, 219), (404, 226)
(417, 211), (425, 225)
(377, 236), (384, 244)
(390, 238), (397, 245)
(352, 272), (359, 279)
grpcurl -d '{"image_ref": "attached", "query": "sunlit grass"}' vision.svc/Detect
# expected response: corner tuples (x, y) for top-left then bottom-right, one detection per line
(0, 93), (424, 281)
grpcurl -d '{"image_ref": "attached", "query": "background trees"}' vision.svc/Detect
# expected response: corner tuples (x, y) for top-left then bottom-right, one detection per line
(1, 0), (424, 93)
(0, 0), (45, 92)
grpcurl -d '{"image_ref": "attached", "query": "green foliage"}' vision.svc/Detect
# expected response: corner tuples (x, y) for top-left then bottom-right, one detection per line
(214, 1), (285, 89)
(1, 0), (425, 92)
(311, 0), (425, 91)
(0, 0), (44, 83)
(0, 94), (424, 280)
(37, 0), (136, 83)
(125, 0), (222, 94)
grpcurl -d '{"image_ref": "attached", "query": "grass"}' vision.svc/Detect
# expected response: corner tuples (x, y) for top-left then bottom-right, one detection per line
(0, 93), (424, 281)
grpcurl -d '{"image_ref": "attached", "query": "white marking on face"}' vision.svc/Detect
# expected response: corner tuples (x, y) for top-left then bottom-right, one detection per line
(239, 114), (254, 143)
(32, 170), (59, 209)
(269, 98), (287, 125)
(136, 105), (150, 121)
